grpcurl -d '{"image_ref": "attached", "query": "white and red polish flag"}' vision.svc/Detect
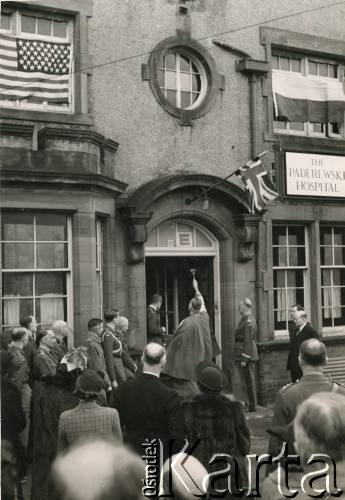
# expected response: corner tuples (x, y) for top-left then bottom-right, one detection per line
(0, 33), (71, 104)
(272, 69), (345, 124)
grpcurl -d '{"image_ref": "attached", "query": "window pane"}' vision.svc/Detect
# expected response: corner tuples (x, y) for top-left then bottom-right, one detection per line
(290, 58), (301, 72)
(21, 15), (36, 33)
(180, 54), (190, 72)
(329, 64), (338, 78)
(274, 120), (287, 130)
(319, 63), (327, 77)
(271, 56), (279, 70)
(334, 308), (345, 326)
(334, 247), (344, 265)
(165, 53), (176, 70)
(275, 270), (285, 288)
(157, 69), (164, 87)
(36, 214), (67, 241)
(180, 73), (190, 91)
(322, 269), (331, 286)
(165, 90), (176, 106)
(157, 54), (164, 69)
(2, 243), (34, 268)
(288, 247), (298, 266)
(192, 73), (201, 92)
(158, 221), (175, 247)
(320, 228), (332, 245)
(2, 213), (34, 241)
(321, 247), (333, 266)
(165, 71), (176, 90)
(36, 243), (67, 268)
(37, 18), (52, 36)
(272, 226), (286, 246)
(35, 272), (66, 295)
(53, 20), (66, 38)
(289, 122), (304, 131)
(329, 123), (341, 134)
(1, 13), (11, 30)
(280, 57), (289, 71)
(309, 61), (317, 75)
(192, 93), (200, 105)
(334, 227), (345, 244)
(195, 230), (212, 247)
(36, 297), (66, 325)
(312, 123), (324, 133)
(180, 91), (191, 108)
(3, 298), (33, 326)
(3, 273), (33, 297)
(286, 271), (296, 287)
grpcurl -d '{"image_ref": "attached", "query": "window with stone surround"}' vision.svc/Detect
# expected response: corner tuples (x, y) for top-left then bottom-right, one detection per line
(272, 225), (308, 335)
(272, 51), (344, 139)
(1, 212), (72, 331)
(261, 27), (345, 143)
(0, 8), (74, 112)
(320, 226), (345, 331)
(142, 33), (224, 125)
(0, 0), (92, 125)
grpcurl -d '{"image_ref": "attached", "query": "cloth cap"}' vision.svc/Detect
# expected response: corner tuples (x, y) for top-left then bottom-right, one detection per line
(195, 361), (228, 391)
(76, 369), (104, 393)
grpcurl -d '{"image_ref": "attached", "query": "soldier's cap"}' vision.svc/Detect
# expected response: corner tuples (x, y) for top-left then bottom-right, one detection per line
(76, 369), (104, 393)
(195, 361), (228, 392)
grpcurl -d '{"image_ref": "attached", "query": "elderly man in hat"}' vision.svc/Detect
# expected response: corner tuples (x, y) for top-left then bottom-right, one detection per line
(58, 369), (122, 451)
(182, 361), (251, 495)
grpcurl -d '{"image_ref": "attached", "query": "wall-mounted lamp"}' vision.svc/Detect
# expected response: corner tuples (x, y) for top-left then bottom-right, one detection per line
(185, 187), (209, 210)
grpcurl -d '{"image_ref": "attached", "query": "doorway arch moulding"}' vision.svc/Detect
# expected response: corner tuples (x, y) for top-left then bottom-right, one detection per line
(117, 174), (262, 264)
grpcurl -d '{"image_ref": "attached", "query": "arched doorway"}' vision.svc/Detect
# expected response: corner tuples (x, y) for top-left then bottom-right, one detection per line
(145, 219), (220, 352)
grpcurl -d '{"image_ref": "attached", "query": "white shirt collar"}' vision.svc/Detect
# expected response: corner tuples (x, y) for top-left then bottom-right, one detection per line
(143, 370), (159, 378)
(149, 305), (157, 311)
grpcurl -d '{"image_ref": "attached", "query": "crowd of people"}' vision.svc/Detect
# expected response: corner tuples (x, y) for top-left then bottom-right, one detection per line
(1, 286), (345, 500)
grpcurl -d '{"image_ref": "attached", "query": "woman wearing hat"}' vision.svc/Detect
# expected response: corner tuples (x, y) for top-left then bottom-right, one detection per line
(182, 361), (251, 498)
(30, 347), (88, 500)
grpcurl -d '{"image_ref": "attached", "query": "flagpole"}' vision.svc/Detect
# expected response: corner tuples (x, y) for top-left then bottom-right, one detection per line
(185, 150), (268, 205)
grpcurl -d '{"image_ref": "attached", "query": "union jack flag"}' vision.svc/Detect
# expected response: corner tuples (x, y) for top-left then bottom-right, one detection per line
(0, 33), (71, 103)
(238, 158), (278, 214)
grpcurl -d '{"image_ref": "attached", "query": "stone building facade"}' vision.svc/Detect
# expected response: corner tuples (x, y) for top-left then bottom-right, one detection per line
(1, 0), (344, 402)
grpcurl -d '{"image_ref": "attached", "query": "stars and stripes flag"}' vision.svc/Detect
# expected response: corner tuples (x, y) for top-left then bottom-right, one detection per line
(237, 157), (279, 214)
(0, 33), (71, 104)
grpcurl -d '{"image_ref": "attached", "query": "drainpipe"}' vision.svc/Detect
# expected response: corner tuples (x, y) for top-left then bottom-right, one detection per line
(235, 58), (269, 406)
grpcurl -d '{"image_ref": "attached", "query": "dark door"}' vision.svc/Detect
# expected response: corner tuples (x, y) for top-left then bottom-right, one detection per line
(146, 256), (214, 335)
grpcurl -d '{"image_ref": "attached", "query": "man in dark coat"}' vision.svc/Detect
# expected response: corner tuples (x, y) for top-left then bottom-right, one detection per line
(267, 338), (345, 476)
(182, 361), (251, 496)
(286, 311), (318, 382)
(233, 298), (259, 412)
(162, 296), (213, 401)
(146, 293), (166, 345)
(111, 343), (185, 461)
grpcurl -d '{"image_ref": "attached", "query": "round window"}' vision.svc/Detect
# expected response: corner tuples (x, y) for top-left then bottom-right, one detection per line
(157, 51), (207, 110)
(143, 34), (224, 125)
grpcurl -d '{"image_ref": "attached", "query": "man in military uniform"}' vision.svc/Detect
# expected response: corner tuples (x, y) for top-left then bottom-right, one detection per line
(8, 327), (31, 451)
(234, 298), (258, 412)
(33, 330), (58, 378)
(146, 294), (166, 345)
(85, 318), (111, 403)
(102, 308), (126, 390)
(267, 338), (345, 475)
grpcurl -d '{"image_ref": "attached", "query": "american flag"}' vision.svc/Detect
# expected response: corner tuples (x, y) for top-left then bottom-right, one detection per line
(237, 158), (279, 214)
(0, 34), (71, 103)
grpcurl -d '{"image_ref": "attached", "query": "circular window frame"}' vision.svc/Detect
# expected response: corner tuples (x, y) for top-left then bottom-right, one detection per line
(146, 34), (224, 125)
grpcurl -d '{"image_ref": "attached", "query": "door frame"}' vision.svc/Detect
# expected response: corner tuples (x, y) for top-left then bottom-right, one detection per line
(145, 220), (221, 362)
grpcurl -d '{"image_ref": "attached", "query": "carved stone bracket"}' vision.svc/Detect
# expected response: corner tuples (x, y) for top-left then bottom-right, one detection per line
(119, 207), (153, 265)
(233, 214), (262, 262)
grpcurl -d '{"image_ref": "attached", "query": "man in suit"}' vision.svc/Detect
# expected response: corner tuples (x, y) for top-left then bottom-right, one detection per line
(267, 338), (345, 474)
(58, 369), (122, 451)
(111, 343), (185, 460)
(287, 311), (318, 382)
(234, 298), (259, 412)
(146, 294), (166, 345)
